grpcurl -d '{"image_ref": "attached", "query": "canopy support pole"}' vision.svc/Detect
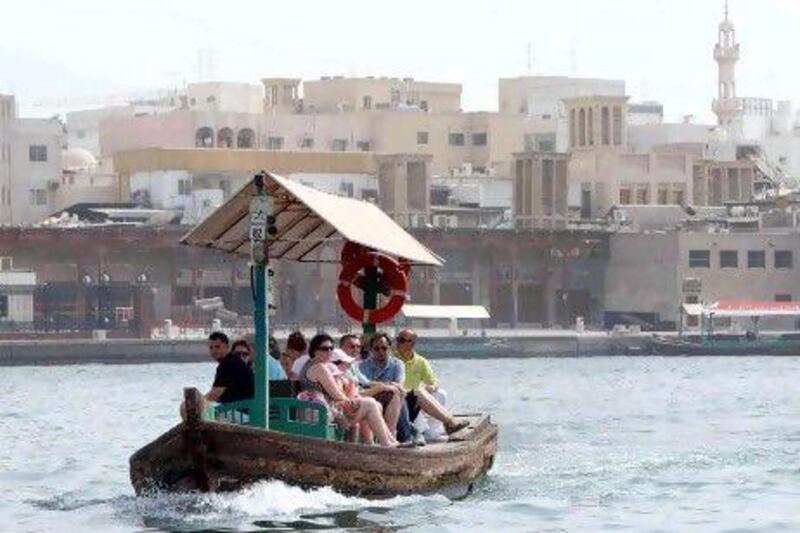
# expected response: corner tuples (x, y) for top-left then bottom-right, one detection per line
(250, 173), (271, 429)
(362, 266), (379, 335)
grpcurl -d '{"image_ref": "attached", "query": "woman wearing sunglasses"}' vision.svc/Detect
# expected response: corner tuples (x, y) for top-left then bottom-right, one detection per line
(297, 333), (398, 447)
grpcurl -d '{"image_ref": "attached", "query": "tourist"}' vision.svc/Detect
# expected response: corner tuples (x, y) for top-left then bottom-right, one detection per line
(298, 333), (397, 447)
(395, 329), (468, 435)
(231, 338), (286, 380)
(359, 333), (422, 444)
(335, 336), (410, 442)
(282, 331), (308, 379)
(203, 331), (254, 404)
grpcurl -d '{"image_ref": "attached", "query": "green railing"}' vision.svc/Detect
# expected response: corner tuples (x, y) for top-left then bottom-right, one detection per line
(207, 397), (338, 441)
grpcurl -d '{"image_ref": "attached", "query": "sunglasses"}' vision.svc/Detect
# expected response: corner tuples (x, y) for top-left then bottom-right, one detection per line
(317, 345), (334, 352)
(396, 337), (413, 344)
(233, 350), (249, 356)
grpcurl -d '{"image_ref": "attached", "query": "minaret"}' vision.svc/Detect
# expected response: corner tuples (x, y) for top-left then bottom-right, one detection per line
(712, 0), (740, 126)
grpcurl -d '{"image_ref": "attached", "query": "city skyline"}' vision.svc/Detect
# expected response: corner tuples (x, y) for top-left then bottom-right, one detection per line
(1, 0), (798, 122)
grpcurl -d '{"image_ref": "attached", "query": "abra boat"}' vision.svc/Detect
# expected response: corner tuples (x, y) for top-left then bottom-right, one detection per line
(651, 299), (800, 356)
(129, 172), (498, 497)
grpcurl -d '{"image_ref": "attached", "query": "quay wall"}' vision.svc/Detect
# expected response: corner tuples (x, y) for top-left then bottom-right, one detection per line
(0, 333), (650, 366)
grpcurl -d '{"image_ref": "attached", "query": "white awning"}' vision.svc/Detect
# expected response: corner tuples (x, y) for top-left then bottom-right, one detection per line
(402, 304), (490, 320)
(682, 303), (704, 316)
(181, 172), (443, 266)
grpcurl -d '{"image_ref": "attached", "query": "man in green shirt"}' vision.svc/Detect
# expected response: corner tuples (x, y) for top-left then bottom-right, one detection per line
(395, 329), (468, 435)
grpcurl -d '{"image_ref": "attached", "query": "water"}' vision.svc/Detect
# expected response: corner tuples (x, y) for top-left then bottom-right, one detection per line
(2, 357), (799, 532)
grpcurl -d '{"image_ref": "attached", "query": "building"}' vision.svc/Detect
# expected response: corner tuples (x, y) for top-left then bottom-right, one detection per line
(513, 151), (570, 228)
(605, 228), (800, 329)
(0, 256), (36, 330)
(0, 94), (64, 225)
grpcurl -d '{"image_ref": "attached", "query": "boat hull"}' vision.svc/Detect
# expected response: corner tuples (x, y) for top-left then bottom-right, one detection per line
(130, 396), (497, 498)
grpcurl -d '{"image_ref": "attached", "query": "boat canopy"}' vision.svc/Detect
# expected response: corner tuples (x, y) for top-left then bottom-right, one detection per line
(402, 304), (490, 320)
(705, 299), (800, 317)
(181, 172), (443, 266)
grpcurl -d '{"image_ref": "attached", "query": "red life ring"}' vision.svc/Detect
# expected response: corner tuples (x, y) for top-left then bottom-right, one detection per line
(337, 253), (408, 324)
(340, 241), (370, 266)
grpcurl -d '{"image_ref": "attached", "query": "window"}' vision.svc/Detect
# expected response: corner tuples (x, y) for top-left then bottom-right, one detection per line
(619, 188), (632, 205)
(416, 131), (429, 145)
(420, 100), (429, 112)
(689, 250), (710, 268)
(673, 189), (685, 206)
(300, 137), (314, 149)
(775, 250), (793, 269)
(340, 182), (354, 197)
(266, 137), (284, 150)
(657, 187), (669, 205)
(747, 250), (766, 268)
(635, 187), (649, 204)
(471, 133), (488, 146)
(0, 294), (8, 318)
(29, 145), (47, 162)
(356, 141), (371, 151)
(448, 133), (465, 146)
(331, 139), (348, 151)
(719, 250), (738, 268)
(177, 179), (190, 196)
(362, 95), (372, 110)
(28, 189), (46, 206)
(775, 294), (792, 302)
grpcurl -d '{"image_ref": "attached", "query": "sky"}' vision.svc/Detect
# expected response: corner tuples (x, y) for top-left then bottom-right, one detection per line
(1, 0), (798, 122)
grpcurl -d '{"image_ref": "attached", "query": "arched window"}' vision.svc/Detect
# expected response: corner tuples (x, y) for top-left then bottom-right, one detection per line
(195, 127), (214, 148)
(601, 107), (610, 145)
(237, 128), (255, 149)
(217, 127), (234, 148)
(587, 107), (594, 146)
(578, 108), (586, 146)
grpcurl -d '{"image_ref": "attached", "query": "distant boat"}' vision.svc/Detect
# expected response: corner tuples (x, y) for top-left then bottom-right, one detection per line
(652, 299), (800, 356)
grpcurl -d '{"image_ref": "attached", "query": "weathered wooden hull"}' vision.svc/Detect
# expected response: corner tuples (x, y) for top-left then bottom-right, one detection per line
(130, 411), (497, 498)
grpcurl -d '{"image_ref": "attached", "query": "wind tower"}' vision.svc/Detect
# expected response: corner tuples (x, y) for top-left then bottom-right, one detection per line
(712, 0), (741, 128)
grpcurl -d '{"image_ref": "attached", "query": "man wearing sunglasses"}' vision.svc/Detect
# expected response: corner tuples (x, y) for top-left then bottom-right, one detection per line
(395, 329), (468, 435)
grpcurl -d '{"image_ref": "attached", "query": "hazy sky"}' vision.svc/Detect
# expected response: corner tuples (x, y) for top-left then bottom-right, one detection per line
(1, 0), (798, 122)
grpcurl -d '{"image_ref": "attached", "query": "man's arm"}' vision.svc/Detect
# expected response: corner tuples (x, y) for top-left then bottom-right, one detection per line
(205, 387), (226, 402)
(423, 359), (438, 391)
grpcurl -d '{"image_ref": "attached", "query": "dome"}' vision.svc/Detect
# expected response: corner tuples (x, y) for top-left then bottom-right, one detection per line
(62, 147), (97, 172)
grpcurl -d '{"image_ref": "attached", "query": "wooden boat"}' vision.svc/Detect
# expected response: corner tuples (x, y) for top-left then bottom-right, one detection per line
(654, 299), (800, 356)
(651, 333), (800, 356)
(130, 388), (497, 498)
(129, 172), (499, 497)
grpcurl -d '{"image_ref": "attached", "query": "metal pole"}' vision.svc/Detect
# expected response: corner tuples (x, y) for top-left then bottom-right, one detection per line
(362, 265), (379, 335)
(250, 173), (271, 429)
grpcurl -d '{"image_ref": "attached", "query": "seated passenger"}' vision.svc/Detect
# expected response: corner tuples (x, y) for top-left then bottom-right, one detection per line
(359, 333), (422, 444)
(231, 338), (286, 380)
(282, 331), (308, 379)
(395, 329), (469, 435)
(298, 333), (397, 447)
(205, 331), (254, 404)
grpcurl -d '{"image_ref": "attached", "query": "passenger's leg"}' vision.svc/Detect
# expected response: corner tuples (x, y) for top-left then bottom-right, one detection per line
(412, 387), (452, 424)
(358, 398), (397, 447)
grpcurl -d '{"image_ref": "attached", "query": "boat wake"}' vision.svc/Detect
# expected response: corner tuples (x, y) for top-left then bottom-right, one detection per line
(116, 480), (441, 530)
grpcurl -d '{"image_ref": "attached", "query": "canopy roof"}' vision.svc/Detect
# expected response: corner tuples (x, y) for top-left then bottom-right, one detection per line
(705, 299), (800, 317)
(402, 304), (490, 320)
(181, 172), (443, 266)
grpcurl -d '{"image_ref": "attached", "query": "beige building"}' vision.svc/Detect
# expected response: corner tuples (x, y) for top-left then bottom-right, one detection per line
(0, 94), (63, 225)
(606, 229), (800, 328)
(692, 158), (758, 206)
(513, 151), (570, 229)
